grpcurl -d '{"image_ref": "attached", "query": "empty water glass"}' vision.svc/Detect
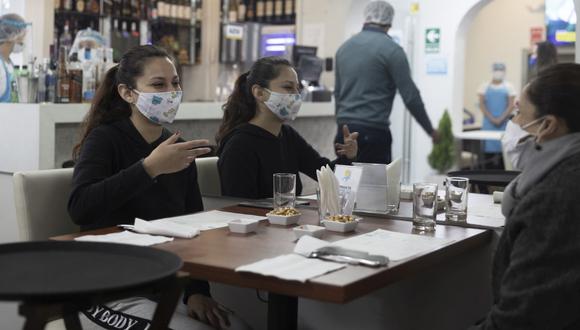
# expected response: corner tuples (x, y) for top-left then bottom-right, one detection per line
(412, 183), (438, 232)
(273, 173), (296, 209)
(446, 177), (469, 221)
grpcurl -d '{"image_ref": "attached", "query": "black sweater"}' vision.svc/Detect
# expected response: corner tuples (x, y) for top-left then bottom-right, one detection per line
(216, 123), (350, 199)
(68, 118), (209, 298)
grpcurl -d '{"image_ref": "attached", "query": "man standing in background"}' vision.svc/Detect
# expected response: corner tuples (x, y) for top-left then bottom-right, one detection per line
(334, 0), (439, 164)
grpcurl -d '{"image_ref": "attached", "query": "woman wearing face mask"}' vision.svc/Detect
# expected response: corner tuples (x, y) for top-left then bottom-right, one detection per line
(477, 62), (516, 168)
(216, 56), (358, 199)
(69, 45), (248, 330)
(0, 13), (27, 103)
(471, 63), (580, 330)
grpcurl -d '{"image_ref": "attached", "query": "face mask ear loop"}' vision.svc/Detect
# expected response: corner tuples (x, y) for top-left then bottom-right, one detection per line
(534, 120), (547, 151)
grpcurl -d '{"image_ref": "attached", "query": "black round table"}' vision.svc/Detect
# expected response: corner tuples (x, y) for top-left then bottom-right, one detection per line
(0, 241), (183, 330)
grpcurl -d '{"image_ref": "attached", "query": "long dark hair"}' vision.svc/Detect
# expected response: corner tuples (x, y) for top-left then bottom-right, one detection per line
(215, 56), (292, 145)
(73, 45), (171, 159)
(527, 63), (580, 132)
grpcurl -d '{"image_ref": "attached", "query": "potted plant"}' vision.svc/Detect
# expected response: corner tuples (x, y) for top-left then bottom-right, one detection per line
(428, 110), (454, 180)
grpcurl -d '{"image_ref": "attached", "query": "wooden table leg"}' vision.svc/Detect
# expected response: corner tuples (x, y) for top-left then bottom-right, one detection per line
(267, 293), (297, 330)
(149, 275), (184, 330)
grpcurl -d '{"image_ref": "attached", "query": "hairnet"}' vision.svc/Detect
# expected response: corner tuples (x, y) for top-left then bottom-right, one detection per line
(69, 28), (106, 57)
(0, 14), (27, 43)
(364, 1), (395, 26)
(492, 62), (506, 71)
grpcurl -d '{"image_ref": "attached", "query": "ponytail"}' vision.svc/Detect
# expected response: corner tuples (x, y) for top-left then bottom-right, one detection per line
(73, 65), (131, 160)
(216, 56), (292, 145)
(73, 45), (171, 160)
(216, 71), (256, 144)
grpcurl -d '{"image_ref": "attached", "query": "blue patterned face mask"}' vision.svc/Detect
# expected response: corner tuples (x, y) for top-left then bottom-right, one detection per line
(263, 88), (302, 121)
(133, 90), (182, 124)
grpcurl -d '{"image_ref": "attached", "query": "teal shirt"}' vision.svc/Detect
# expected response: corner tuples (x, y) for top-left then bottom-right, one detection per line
(335, 25), (433, 134)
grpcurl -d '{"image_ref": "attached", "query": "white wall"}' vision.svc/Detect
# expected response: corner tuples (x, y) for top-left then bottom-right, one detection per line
(464, 0), (544, 126)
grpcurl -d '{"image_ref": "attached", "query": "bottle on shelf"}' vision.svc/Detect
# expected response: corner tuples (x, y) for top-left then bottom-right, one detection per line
(122, 0), (132, 17)
(256, 0), (264, 22)
(88, 0), (100, 14)
(45, 59), (57, 103)
(195, 0), (202, 22)
(265, 0), (273, 23)
(246, 0), (254, 21)
(285, 0), (295, 24)
(228, 0), (238, 23)
(76, 0), (86, 13)
(237, 0), (246, 22)
(59, 22), (73, 49)
(55, 0), (63, 10)
(56, 46), (71, 103)
(150, 0), (159, 19)
(132, 0), (142, 19)
(274, 0), (283, 23)
(37, 60), (48, 103)
(68, 52), (83, 103)
(63, 0), (73, 11)
(131, 21), (139, 38)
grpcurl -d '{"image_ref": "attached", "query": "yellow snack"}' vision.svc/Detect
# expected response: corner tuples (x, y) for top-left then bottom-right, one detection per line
(325, 214), (355, 223)
(269, 207), (300, 216)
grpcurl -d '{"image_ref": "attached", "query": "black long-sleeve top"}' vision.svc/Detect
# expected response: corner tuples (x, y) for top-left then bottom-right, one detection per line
(216, 123), (351, 199)
(68, 118), (209, 298)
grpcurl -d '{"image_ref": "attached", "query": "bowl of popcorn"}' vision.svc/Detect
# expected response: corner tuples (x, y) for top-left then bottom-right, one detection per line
(321, 214), (361, 233)
(266, 207), (302, 225)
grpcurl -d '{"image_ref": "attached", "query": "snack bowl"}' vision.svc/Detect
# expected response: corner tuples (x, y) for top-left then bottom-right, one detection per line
(321, 215), (361, 233)
(293, 225), (325, 239)
(228, 219), (259, 234)
(266, 207), (301, 225)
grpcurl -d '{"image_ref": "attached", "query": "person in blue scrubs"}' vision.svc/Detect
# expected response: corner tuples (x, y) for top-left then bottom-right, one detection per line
(0, 13), (27, 103)
(478, 63), (516, 169)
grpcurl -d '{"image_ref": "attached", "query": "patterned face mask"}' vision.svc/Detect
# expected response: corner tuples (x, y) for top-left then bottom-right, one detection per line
(133, 90), (182, 124)
(263, 88), (302, 121)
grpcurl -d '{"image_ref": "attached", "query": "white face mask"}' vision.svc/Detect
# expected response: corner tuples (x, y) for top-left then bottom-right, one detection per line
(133, 90), (183, 124)
(12, 42), (23, 54)
(509, 117), (546, 170)
(492, 70), (505, 81)
(264, 88), (302, 121)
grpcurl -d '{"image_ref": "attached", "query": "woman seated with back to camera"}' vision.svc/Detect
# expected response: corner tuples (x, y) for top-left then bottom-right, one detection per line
(471, 63), (580, 329)
(215, 56), (359, 199)
(68, 45), (246, 330)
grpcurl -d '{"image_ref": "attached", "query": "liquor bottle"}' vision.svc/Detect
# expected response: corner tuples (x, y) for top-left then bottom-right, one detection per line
(183, 0), (191, 20)
(76, 0), (85, 12)
(88, 0), (100, 13)
(157, 0), (166, 18)
(274, 0), (283, 23)
(265, 0), (273, 23)
(237, 0), (246, 22)
(37, 60), (48, 103)
(59, 22), (73, 49)
(171, 0), (178, 19)
(246, 0), (254, 21)
(131, 21), (139, 38)
(122, 0), (132, 17)
(228, 0), (238, 23)
(56, 46), (70, 103)
(46, 60), (57, 103)
(63, 0), (72, 10)
(132, 0), (142, 18)
(195, 0), (202, 22)
(103, 0), (113, 16)
(55, 0), (62, 10)
(285, 0), (294, 24)
(150, 0), (158, 19)
(256, 0), (264, 22)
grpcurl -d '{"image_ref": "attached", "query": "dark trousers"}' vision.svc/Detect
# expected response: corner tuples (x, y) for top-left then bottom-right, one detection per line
(335, 123), (392, 164)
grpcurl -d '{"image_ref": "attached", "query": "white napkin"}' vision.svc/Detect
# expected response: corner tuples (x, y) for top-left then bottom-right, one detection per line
(317, 165), (341, 216)
(75, 231), (174, 246)
(128, 219), (200, 238)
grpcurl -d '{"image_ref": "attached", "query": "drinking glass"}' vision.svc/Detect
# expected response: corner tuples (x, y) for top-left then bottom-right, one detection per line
(445, 177), (469, 221)
(412, 183), (438, 232)
(273, 173), (296, 209)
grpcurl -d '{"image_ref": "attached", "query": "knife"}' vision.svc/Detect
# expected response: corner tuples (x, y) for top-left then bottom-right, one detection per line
(308, 246), (388, 267)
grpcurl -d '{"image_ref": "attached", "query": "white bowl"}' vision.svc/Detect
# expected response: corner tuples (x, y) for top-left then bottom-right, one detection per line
(228, 219), (259, 234)
(266, 213), (301, 225)
(293, 225), (325, 239)
(321, 217), (360, 232)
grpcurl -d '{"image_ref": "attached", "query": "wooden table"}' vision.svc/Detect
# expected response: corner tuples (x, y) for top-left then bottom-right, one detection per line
(54, 205), (492, 330)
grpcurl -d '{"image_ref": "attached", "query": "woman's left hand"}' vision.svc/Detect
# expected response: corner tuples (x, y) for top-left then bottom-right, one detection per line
(335, 125), (359, 160)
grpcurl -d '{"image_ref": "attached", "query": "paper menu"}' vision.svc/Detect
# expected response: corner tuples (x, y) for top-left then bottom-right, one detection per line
(334, 165), (364, 215)
(152, 210), (266, 231)
(330, 229), (455, 261)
